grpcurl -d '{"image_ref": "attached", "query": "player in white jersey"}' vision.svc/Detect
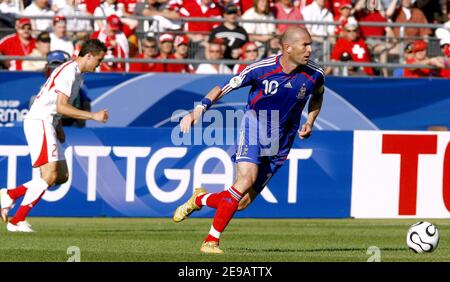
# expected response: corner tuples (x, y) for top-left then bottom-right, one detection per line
(0, 39), (109, 232)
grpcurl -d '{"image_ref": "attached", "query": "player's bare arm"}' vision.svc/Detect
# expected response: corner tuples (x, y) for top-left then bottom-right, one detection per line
(56, 92), (109, 123)
(299, 85), (324, 140)
(180, 86), (223, 133)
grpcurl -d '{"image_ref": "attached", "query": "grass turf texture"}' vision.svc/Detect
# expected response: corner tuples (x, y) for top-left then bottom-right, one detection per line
(0, 217), (448, 262)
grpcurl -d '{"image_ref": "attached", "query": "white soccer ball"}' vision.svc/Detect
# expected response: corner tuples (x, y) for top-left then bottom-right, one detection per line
(406, 221), (439, 253)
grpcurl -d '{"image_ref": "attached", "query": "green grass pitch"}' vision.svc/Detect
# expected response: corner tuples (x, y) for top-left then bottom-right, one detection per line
(0, 217), (448, 262)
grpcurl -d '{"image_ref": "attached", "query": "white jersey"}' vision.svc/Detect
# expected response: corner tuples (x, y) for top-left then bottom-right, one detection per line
(25, 60), (82, 124)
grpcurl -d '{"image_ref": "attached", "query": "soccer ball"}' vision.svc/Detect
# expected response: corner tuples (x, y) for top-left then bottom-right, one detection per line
(406, 221), (439, 253)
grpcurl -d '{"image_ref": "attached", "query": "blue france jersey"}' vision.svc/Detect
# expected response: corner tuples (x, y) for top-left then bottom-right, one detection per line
(221, 54), (325, 158)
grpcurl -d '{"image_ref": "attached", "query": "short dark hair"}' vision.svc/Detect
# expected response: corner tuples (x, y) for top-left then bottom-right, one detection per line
(78, 39), (107, 57)
(37, 31), (51, 43)
(144, 37), (157, 45)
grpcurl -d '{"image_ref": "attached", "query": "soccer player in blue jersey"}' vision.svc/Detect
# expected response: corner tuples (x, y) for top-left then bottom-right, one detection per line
(173, 26), (325, 254)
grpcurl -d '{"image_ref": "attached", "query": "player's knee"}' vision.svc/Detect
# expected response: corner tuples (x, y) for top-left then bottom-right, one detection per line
(236, 177), (256, 191)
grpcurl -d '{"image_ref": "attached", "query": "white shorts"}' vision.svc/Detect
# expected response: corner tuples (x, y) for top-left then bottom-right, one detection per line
(24, 119), (65, 167)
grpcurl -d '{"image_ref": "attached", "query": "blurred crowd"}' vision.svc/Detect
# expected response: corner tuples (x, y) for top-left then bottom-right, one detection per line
(0, 0), (449, 77)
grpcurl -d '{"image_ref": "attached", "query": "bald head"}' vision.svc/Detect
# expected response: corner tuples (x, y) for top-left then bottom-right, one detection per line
(280, 26), (311, 46)
(279, 26), (313, 66)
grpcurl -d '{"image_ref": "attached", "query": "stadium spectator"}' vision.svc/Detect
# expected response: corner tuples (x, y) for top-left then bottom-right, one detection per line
(354, 0), (393, 45)
(334, 0), (356, 37)
(168, 34), (194, 73)
(0, 0), (21, 14)
(91, 14), (129, 72)
(173, 0), (222, 43)
(232, 41), (258, 74)
(0, 18), (35, 70)
(330, 18), (374, 76)
(23, 0), (54, 31)
(129, 36), (161, 72)
(49, 16), (74, 55)
(240, 0), (254, 14)
(153, 32), (175, 72)
(120, 0), (138, 15)
(94, 0), (126, 30)
(435, 12), (450, 47)
(58, 0), (93, 40)
(272, 0), (304, 34)
(440, 39), (450, 56)
(196, 38), (232, 74)
(134, 0), (181, 36)
(94, 0), (138, 36)
(51, 0), (68, 12)
(72, 38), (84, 58)
(378, 0), (394, 12)
(414, 0), (445, 24)
(216, 0), (242, 13)
(402, 41), (414, 61)
(354, 0), (395, 77)
(78, 0), (101, 14)
(0, 15), (16, 44)
(438, 44), (450, 78)
(266, 35), (281, 56)
(43, 49), (72, 77)
(386, 0), (432, 44)
(22, 31), (51, 71)
(241, 0), (276, 55)
(331, 0), (354, 19)
(209, 4), (249, 60)
(354, 0), (387, 15)
(301, 0), (334, 61)
(403, 40), (445, 78)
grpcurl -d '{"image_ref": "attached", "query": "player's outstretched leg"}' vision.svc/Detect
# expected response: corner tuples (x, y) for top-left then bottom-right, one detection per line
(6, 161), (66, 232)
(199, 162), (257, 254)
(173, 187), (207, 222)
(6, 177), (48, 233)
(199, 186), (243, 254)
(0, 185), (28, 222)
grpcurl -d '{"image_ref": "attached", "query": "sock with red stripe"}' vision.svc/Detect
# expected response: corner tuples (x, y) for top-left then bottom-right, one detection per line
(204, 186), (243, 243)
(10, 191), (45, 225)
(7, 185), (28, 200)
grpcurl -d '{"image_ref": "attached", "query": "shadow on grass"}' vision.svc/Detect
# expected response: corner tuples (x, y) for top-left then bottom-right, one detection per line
(94, 229), (199, 233)
(231, 247), (406, 253)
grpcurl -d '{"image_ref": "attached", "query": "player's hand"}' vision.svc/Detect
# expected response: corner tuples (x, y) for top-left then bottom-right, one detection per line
(298, 122), (313, 140)
(180, 106), (204, 133)
(93, 109), (109, 123)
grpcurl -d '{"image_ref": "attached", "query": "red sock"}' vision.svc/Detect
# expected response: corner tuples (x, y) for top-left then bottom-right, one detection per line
(195, 191), (228, 209)
(7, 185), (28, 200)
(204, 186), (242, 243)
(10, 191), (45, 225)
